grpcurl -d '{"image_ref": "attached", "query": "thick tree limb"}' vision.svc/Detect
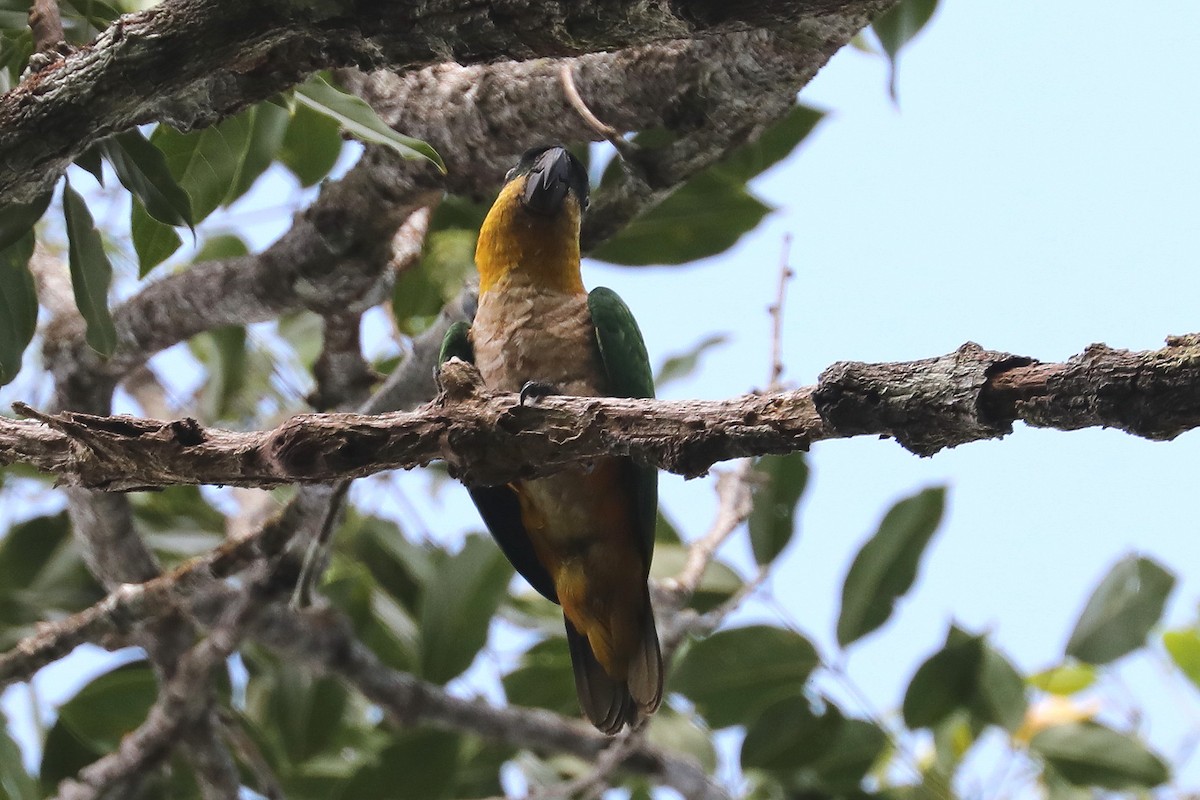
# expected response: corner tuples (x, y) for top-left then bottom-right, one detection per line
(0, 0), (888, 202)
(7, 337), (1200, 490)
(42, 21), (856, 412)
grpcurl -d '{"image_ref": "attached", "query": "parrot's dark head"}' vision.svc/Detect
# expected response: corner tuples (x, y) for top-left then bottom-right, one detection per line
(475, 144), (590, 294)
(505, 144), (590, 217)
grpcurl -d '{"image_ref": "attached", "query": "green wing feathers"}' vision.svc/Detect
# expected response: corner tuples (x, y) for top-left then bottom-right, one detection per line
(588, 286), (655, 401)
(439, 320), (474, 364)
(587, 286), (658, 576)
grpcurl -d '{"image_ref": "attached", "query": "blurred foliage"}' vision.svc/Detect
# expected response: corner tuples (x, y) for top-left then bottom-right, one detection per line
(0, 1), (1190, 797)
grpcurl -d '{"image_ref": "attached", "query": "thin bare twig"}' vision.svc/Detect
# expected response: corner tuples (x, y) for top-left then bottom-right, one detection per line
(661, 461), (755, 603)
(290, 479), (352, 609)
(219, 709), (285, 800)
(523, 723), (648, 800)
(768, 233), (795, 391)
(559, 63), (635, 159)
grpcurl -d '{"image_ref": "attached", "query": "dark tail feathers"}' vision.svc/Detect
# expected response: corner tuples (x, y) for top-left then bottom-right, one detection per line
(564, 595), (663, 735)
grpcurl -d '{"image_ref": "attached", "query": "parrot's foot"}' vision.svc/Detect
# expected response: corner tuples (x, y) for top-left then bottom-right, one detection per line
(519, 380), (558, 405)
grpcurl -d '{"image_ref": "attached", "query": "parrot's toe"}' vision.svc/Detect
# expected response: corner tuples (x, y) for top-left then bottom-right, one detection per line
(519, 380), (559, 405)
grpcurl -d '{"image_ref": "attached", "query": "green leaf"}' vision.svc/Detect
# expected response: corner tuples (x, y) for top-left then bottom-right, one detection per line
(426, 195), (488, 235)
(1030, 722), (1169, 790)
(99, 129), (194, 228)
(1163, 628), (1200, 690)
(748, 452), (809, 566)
(189, 325), (248, 421)
(872, 0), (939, 101)
(836, 486), (945, 647)
(452, 737), (512, 799)
(654, 333), (729, 388)
(62, 181), (117, 356)
(418, 533), (513, 683)
(1028, 662), (1097, 696)
(341, 729), (462, 800)
(0, 10), (29, 30)
(647, 707), (718, 772)
(1065, 555), (1175, 665)
(62, 0), (120, 30)
(225, 102), (291, 204)
(794, 717), (888, 792)
(0, 231), (37, 386)
(279, 101), (344, 187)
(502, 637), (577, 716)
(903, 627), (1026, 733)
(670, 625), (818, 728)
(648, 543), (741, 614)
(591, 171), (770, 266)
(74, 146), (104, 185)
(193, 234), (249, 263)
(55, 660), (158, 752)
(0, 190), (50, 252)
(0, 513), (104, 649)
(710, 104), (826, 185)
(339, 514), (430, 613)
(132, 485), (226, 562)
(242, 652), (356, 766)
(903, 631), (984, 729)
(975, 643), (1027, 733)
(741, 696), (842, 772)
(0, 30), (32, 86)
(294, 76), (445, 173)
(590, 103), (821, 267)
(0, 710), (38, 800)
(393, 228), (476, 335)
(130, 200), (183, 276)
(150, 113), (254, 223)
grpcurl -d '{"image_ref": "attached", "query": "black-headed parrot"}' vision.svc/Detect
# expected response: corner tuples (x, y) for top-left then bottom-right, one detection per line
(439, 145), (662, 734)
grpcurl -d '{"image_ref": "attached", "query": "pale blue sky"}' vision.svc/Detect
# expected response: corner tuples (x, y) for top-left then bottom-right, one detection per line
(584, 0), (1200, 791)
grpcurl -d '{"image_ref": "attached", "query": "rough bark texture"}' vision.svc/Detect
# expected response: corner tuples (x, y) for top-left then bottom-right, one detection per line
(8, 336), (1200, 491)
(0, 0), (887, 202)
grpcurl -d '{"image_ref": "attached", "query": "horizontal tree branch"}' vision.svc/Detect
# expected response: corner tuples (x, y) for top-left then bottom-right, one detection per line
(0, 0), (887, 202)
(6, 336), (1200, 490)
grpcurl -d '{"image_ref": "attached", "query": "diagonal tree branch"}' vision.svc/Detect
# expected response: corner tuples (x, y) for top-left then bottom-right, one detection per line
(43, 21), (857, 414)
(0, 0), (889, 202)
(49, 573), (266, 800)
(250, 603), (731, 800)
(7, 336), (1200, 491)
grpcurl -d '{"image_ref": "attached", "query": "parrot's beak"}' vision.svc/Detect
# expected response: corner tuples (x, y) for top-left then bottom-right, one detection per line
(521, 146), (584, 216)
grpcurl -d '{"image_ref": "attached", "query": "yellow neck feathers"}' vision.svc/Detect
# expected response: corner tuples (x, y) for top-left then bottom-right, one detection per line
(475, 179), (584, 295)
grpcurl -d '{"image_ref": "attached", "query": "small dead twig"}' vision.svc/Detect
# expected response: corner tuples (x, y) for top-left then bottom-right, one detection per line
(290, 479), (352, 609)
(767, 233), (795, 391)
(522, 723), (648, 800)
(559, 63), (637, 161)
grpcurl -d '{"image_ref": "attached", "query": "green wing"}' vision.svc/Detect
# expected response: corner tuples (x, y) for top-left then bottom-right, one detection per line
(588, 287), (658, 576)
(439, 320), (474, 365)
(438, 320), (558, 603)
